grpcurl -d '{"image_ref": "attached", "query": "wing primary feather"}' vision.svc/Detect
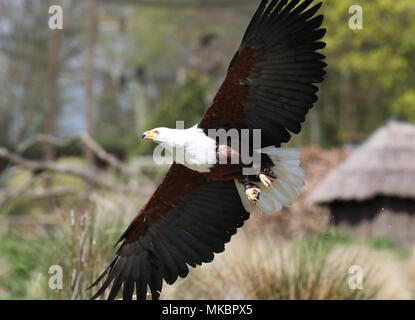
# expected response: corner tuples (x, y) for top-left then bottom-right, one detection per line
(291, 0), (314, 15)
(148, 229), (180, 284)
(91, 256), (123, 300)
(121, 258), (134, 300)
(136, 253), (150, 300)
(241, 0), (268, 46)
(300, 2), (323, 21)
(148, 251), (163, 300)
(135, 269), (147, 301)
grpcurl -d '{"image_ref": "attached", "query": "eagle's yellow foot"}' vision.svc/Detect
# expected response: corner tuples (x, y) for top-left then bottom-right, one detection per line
(245, 187), (260, 203)
(259, 173), (274, 187)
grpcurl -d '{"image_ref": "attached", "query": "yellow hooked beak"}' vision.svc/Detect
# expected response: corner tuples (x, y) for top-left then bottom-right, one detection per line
(141, 130), (159, 141)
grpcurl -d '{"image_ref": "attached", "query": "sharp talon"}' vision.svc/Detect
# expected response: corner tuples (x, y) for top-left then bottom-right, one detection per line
(245, 187), (261, 203)
(259, 173), (273, 187)
(263, 167), (276, 178)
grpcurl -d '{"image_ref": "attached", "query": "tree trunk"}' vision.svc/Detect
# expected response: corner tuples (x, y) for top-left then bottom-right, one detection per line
(84, 0), (97, 165)
(44, 24), (61, 161)
(43, 8), (62, 210)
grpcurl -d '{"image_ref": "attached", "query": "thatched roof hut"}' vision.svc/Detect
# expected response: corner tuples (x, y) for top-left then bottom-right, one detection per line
(311, 121), (415, 245)
(312, 121), (415, 202)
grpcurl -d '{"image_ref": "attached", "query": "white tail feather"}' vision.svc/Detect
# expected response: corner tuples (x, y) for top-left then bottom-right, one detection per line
(235, 147), (305, 215)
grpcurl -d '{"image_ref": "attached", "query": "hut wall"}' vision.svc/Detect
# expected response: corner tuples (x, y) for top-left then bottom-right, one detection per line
(329, 196), (415, 246)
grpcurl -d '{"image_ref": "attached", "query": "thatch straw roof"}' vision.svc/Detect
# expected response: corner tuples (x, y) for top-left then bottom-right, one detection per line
(311, 121), (415, 203)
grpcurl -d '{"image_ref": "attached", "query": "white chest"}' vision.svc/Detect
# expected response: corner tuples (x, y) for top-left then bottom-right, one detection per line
(161, 126), (217, 173)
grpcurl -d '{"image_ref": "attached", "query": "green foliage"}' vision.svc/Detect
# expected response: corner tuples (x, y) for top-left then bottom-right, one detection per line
(305, 228), (410, 259)
(392, 90), (415, 122)
(316, 0), (415, 145)
(42, 210), (126, 300)
(1, 0), (414, 152)
(0, 159), (86, 216)
(0, 233), (55, 299)
(2, 221), (414, 300)
(0, 207), (129, 300)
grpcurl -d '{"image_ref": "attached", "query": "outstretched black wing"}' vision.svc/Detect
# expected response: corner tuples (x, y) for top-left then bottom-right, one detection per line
(198, 0), (326, 148)
(90, 164), (249, 300)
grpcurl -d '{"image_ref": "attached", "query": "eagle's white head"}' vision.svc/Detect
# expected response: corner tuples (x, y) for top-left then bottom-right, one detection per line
(141, 127), (190, 148)
(141, 127), (164, 143)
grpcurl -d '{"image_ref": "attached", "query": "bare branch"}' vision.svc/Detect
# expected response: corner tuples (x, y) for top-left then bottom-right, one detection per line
(0, 171), (49, 211)
(0, 181), (121, 213)
(0, 147), (140, 194)
(0, 134), (157, 213)
(79, 131), (136, 176)
(24, 187), (119, 213)
(16, 132), (139, 177)
(17, 134), (78, 153)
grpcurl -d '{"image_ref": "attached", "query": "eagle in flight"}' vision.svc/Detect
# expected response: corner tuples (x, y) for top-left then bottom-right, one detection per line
(90, 0), (326, 300)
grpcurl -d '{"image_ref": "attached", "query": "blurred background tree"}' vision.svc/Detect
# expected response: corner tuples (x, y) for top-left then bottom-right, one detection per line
(1, 0), (415, 300)
(317, 0), (415, 146)
(1, 0), (413, 161)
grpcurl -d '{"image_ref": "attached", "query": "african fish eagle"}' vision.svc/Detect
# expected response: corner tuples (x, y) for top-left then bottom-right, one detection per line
(90, 0), (326, 300)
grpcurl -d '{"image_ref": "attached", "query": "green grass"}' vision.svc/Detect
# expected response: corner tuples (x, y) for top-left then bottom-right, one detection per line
(0, 206), (130, 299)
(1, 219), (413, 300)
(40, 209), (128, 300)
(161, 229), (414, 300)
(0, 233), (55, 299)
(304, 228), (411, 259)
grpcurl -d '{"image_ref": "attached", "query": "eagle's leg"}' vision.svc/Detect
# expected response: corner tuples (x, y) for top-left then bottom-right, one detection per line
(258, 167), (276, 188)
(254, 153), (276, 188)
(241, 176), (261, 203)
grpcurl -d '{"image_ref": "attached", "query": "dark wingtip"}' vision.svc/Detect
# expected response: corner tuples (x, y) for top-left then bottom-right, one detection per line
(113, 238), (123, 249)
(113, 220), (136, 248)
(240, 0), (268, 44)
(87, 271), (106, 291)
(86, 256), (118, 299)
(114, 232), (127, 248)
